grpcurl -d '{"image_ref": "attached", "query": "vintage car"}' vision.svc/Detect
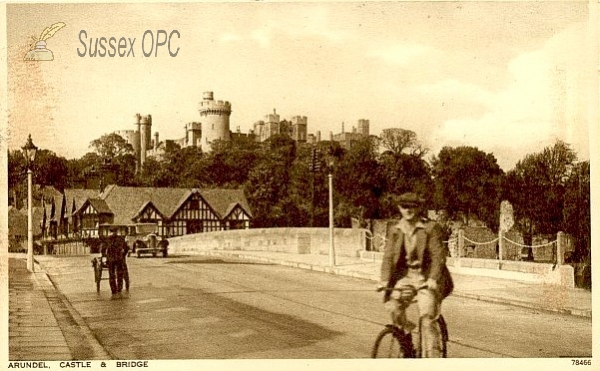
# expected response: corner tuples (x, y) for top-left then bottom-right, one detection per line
(131, 233), (168, 258)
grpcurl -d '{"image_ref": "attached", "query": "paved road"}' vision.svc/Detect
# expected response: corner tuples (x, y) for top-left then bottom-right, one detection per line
(38, 255), (592, 359)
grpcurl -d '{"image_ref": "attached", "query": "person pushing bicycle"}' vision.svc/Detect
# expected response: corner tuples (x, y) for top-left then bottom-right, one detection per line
(377, 192), (453, 358)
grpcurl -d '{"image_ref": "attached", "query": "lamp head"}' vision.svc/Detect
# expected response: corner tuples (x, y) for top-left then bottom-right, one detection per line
(22, 134), (38, 169)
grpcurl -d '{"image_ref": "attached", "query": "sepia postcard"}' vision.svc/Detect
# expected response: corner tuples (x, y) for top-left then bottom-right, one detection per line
(1, 1), (597, 370)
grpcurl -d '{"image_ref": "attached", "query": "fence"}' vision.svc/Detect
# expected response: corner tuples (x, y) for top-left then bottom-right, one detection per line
(41, 238), (91, 255)
(451, 229), (565, 264)
(365, 223), (567, 265)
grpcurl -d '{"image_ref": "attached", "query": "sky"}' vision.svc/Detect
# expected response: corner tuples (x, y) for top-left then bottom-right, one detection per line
(6, 1), (595, 171)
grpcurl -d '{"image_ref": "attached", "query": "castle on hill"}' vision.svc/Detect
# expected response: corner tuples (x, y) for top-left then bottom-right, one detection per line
(113, 91), (371, 171)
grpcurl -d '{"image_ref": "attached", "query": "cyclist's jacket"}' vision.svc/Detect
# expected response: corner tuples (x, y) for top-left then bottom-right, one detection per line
(380, 219), (454, 301)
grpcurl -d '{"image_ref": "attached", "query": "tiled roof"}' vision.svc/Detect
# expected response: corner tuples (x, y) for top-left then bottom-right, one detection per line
(100, 185), (252, 225)
(132, 201), (165, 221)
(42, 195), (61, 223)
(101, 186), (191, 226)
(64, 189), (99, 221)
(199, 188), (253, 218)
(88, 198), (113, 214)
(39, 186), (62, 202)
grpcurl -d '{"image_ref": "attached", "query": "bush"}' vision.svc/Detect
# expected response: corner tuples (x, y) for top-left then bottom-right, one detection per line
(8, 237), (25, 253)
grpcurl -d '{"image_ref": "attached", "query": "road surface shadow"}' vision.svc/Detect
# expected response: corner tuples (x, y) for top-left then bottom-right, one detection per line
(82, 285), (343, 359)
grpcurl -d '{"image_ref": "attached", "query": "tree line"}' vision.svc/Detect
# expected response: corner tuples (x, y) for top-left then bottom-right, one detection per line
(8, 129), (590, 263)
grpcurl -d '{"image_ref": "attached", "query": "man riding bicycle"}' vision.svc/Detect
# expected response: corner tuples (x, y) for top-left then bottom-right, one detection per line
(378, 192), (453, 357)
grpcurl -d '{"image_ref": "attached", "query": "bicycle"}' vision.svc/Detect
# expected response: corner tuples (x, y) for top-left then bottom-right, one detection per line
(371, 285), (448, 358)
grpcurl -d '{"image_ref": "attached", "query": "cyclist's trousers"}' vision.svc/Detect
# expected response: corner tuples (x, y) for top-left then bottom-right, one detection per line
(384, 269), (442, 357)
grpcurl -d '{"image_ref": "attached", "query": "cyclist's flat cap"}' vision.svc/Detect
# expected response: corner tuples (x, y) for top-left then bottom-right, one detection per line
(398, 192), (425, 206)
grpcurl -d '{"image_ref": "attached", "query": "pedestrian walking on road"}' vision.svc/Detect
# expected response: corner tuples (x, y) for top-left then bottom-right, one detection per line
(378, 192), (454, 358)
(121, 238), (130, 291)
(106, 227), (128, 295)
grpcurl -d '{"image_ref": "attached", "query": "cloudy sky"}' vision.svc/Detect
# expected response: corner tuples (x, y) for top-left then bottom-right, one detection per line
(6, 2), (594, 170)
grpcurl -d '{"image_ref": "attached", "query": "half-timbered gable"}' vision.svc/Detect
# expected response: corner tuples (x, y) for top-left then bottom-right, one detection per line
(133, 201), (164, 223)
(73, 198), (113, 238)
(167, 191), (221, 236)
(64, 188), (99, 237)
(222, 204), (252, 230)
(132, 201), (167, 236)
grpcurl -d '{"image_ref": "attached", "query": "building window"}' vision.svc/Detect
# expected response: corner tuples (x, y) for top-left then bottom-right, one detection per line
(187, 220), (202, 234)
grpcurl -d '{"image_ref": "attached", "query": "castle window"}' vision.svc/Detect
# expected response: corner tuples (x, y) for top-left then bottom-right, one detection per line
(212, 124), (214, 129)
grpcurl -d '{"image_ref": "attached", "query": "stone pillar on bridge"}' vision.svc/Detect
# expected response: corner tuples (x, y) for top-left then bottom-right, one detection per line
(457, 229), (464, 258)
(556, 231), (566, 266)
(498, 230), (505, 262)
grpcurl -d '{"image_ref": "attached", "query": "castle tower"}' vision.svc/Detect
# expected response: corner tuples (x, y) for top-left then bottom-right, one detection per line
(291, 116), (308, 143)
(198, 91), (231, 151)
(139, 114), (152, 167)
(133, 114), (142, 172)
(186, 122), (202, 147)
(264, 109), (280, 141)
(357, 119), (370, 136)
(253, 120), (265, 142)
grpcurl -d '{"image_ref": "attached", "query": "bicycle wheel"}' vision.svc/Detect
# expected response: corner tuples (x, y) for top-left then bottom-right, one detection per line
(417, 316), (448, 358)
(371, 325), (412, 358)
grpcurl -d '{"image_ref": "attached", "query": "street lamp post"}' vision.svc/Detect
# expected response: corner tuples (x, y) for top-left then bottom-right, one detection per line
(22, 134), (38, 273)
(328, 160), (336, 267)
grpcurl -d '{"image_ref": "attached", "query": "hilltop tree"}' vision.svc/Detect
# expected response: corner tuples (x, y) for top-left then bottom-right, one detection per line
(504, 140), (577, 243)
(245, 135), (298, 227)
(66, 152), (101, 188)
(562, 161), (590, 264)
(379, 151), (434, 218)
(33, 149), (69, 191)
(90, 133), (134, 159)
(431, 146), (504, 230)
(334, 136), (384, 226)
(380, 128), (427, 158)
(204, 138), (261, 187)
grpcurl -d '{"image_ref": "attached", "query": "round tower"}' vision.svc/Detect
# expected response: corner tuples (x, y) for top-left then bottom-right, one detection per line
(198, 91), (231, 151)
(139, 114), (152, 167)
(133, 114), (142, 172)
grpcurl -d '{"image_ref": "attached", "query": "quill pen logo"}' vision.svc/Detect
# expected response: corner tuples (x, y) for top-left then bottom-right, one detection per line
(24, 22), (66, 61)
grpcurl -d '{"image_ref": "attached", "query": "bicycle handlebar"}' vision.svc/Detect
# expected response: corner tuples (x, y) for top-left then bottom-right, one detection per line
(376, 284), (428, 293)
